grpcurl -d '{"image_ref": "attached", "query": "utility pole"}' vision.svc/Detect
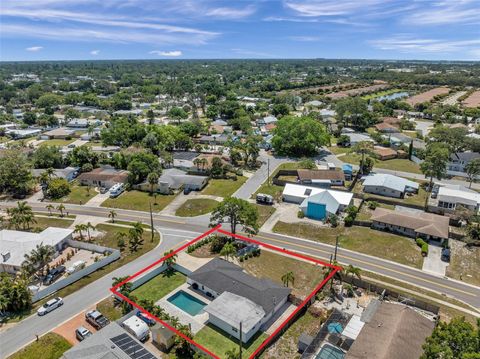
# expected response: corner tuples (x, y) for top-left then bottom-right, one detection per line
(149, 202), (154, 242)
(334, 235), (339, 262)
(267, 158), (270, 186)
(239, 321), (242, 359)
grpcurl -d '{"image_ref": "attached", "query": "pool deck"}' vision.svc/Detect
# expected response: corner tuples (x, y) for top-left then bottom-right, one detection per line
(155, 283), (211, 334)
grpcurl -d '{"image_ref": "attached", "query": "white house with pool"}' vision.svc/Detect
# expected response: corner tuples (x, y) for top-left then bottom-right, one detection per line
(187, 258), (291, 343)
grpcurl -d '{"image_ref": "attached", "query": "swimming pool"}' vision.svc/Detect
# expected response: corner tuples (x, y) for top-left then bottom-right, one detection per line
(316, 343), (345, 359)
(167, 290), (206, 316)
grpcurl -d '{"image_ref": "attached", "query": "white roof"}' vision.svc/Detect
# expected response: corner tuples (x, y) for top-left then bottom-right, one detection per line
(363, 174), (419, 193)
(343, 315), (365, 340)
(438, 185), (480, 207)
(204, 292), (264, 334)
(122, 316), (149, 337)
(345, 132), (374, 143)
(283, 183), (353, 204)
(300, 189), (353, 214)
(0, 228), (72, 268)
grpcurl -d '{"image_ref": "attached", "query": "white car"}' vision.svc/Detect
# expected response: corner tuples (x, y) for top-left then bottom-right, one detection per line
(37, 297), (63, 316)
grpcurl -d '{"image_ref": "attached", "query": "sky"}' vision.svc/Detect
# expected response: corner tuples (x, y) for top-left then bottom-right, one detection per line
(1, 0), (479, 61)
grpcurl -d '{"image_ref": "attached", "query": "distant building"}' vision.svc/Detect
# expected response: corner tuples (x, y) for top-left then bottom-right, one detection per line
(6, 128), (41, 139)
(40, 128), (75, 140)
(297, 169), (345, 187)
(257, 115), (278, 126)
(435, 185), (480, 213)
(362, 174), (419, 198)
(32, 166), (79, 182)
(448, 152), (480, 173)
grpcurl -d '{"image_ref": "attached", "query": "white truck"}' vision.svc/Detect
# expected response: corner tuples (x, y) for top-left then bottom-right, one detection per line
(122, 316), (150, 342)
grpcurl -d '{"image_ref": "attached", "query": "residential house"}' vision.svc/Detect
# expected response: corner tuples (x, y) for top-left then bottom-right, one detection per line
(373, 146), (397, 160)
(371, 208), (449, 242)
(32, 166), (79, 182)
(435, 185), (480, 213)
(256, 115), (278, 126)
(297, 169), (345, 187)
(0, 228), (73, 274)
(305, 100), (323, 108)
(188, 258), (290, 343)
(375, 122), (399, 133)
(6, 128), (42, 139)
(77, 166), (129, 189)
(362, 174), (419, 198)
(61, 322), (156, 359)
(139, 168), (208, 194)
(299, 189), (354, 220)
(113, 109), (143, 116)
(197, 134), (230, 145)
(40, 128), (75, 140)
(448, 152), (480, 173)
(319, 109), (336, 122)
(343, 132), (374, 146)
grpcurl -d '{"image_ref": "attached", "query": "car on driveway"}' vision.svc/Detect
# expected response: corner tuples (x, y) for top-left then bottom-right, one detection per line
(85, 310), (109, 329)
(75, 326), (92, 341)
(136, 311), (156, 326)
(43, 265), (66, 285)
(37, 297), (63, 316)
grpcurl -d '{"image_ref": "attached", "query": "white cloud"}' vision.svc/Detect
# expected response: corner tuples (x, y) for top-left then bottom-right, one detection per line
(369, 36), (480, 54)
(90, 49), (100, 55)
(404, 1), (480, 25)
(205, 5), (256, 19)
(149, 50), (182, 57)
(284, 0), (385, 17)
(288, 36), (321, 42)
(26, 46), (43, 51)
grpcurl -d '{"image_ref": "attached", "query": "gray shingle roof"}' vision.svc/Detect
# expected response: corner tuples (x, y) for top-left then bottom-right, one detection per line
(189, 258), (290, 314)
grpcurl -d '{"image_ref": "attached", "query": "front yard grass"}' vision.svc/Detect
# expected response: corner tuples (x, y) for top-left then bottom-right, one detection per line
(101, 190), (176, 212)
(131, 270), (186, 302)
(32, 216), (74, 230)
(256, 204), (276, 227)
(201, 176), (247, 198)
(194, 324), (268, 359)
(7, 332), (72, 359)
(39, 139), (75, 147)
(96, 296), (124, 321)
(253, 162), (303, 202)
(446, 239), (480, 287)
(175, 198), (219, 217)
(327, 145), (349, 155)
(240, 250), (325, 298)
(272, 222), (423, 269)
(52, 184), (97, 205)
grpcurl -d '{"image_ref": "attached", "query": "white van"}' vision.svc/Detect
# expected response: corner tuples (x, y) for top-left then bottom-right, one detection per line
(122, 316), (150, 342)
(109, 183), (125, 198)
(66, 260), (86, 274)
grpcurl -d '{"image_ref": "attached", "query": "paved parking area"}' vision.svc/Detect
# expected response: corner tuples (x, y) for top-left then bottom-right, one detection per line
(422, 245), (449, 276)
(52, 310), (97, 345)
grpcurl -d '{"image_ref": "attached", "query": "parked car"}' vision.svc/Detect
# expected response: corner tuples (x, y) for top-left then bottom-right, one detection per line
(136, 311), (156, 326)
(75, 326), (92, 341)
(85, 310), (109, 329)
(67, 144), (76, 148)
(66, 260), (86, 274)
(256, 193), (274, 205)
(441, 248), (451, 262)
(37, 297), (63, 316)
(183, 187), (192, 195)
(43, 265), (66, 285)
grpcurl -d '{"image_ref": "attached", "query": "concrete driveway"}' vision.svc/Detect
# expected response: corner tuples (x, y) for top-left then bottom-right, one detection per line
(52, 310), (97, 345)
(422, 245), (449, 276)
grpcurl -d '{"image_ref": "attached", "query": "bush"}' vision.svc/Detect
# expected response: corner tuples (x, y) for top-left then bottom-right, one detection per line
(421, 243), (429, 256)
(239, 256), (244, 262)
(210, 236), (227, 253)
(344, 215), (354, 227)
(297, 211), (305, 219)
(46, 177), (71, 199)
(328, 214), (338, 228)
(367, 201), (378, 210)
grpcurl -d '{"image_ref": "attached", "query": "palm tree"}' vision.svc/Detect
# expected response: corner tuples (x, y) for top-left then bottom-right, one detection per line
(45, 167), (56, 179)
(220, 242), (236, 261)
(146, 172), (159, 195)
(86, 222), (95, 242)
(193, 158), (201, 171)
(281, 271), (295, 287)
(345, 265), (362, 281)
(352, 141), (374, 175)
(10, 201), (36, 230)
(0, 293), (9, 315)
(163, 250), (178, 267)
(200, 158), (208, 171)
(116, 232), (128, 251)
(74, 224), (87, 240)
(23, 243), (55, 276)
(112, 276), (133, 296)
(56, 204), (66, 217)
(108, 209), (117, 223)
(45, 204), (54, 216)
(128, 224), (144, 252)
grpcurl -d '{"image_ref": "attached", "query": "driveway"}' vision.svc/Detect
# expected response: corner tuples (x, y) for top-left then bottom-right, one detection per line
(52, 310), (97, 345)
(422, 244), (449, 276)
(84, 191), (110, 207)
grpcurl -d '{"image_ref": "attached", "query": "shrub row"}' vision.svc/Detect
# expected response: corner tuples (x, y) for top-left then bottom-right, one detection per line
(416, 238), (429, 256)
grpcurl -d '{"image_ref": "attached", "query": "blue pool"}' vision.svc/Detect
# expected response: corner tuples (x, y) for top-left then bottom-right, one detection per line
(167, 290), (206, 316)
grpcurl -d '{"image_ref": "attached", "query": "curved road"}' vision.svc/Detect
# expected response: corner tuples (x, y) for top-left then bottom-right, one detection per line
(1, 201), (479, 357)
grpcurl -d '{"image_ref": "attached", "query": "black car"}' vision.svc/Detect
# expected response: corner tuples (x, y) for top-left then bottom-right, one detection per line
(43, 266), (66, 285)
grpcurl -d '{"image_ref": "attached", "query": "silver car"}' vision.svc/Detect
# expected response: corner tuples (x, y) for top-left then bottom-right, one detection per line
(37, 297), (63, 316)
(75, 326), (92, 341)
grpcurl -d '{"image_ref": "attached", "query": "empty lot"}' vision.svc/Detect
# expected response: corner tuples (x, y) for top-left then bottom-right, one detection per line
(463, 90), (480, 108)
(406, 87), (450, 106)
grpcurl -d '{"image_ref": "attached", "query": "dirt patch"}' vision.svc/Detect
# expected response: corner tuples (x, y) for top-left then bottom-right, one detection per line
(406, 87), (449, 106)
(463, 90), (480, 108)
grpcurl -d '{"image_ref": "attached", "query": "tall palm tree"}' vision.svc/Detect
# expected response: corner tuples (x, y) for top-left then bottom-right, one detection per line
(56, 204), (66, 217)
(352, 141), (374, 175)
(193, 158), (201, 171)
(281, 271), (295, 287)
(108, 210), (117, 223)
(86, 222), (95, 242)
(45, 204), (54, 216)
(23, 243), (55, 277)
(163, 250), (178, 267)
(146, 172), (159, 195)
(345, 265), (362, 281)
(11, 201), (36, 230)
(128, 225), (144, 253)
(74, 224), (87, 240)
(115, 232), (128, 251)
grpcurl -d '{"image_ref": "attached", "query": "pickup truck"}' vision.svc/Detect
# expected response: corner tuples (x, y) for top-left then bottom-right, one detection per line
(85, 310), (110, 329)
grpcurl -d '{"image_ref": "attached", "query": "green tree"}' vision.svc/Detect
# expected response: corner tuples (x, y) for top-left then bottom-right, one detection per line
(271, 116), (330, 157)
(281, 271), (295, 287)
(67, 145), (99, 168)
(210, 157), (225, 178)
(220, 242), (236, 261)
(147, 172), (159, 194)
(168, 107), (188, 124)
(23, 243), (55, 277)
(108, 210), (117, 223)
(420, 143), (450, 209)
(56, 204), (66, 217)
(465, 158), (480, 189)
(210, 197), (259, 235)
(46, 178), (71, 199)
(45, 204), (54, 216)
(225, 348), (240, 359)
(33, 145), (64, 169)
(0, 148), (34, 197)
(163, 249), (178, 267)
(345, 265), (362, 280)
(352, 141), (374, 175)
(466, 221), (480, 246)
(128, 223), (144, 252)
(7, 201), (36, 230)
(74, 224), (87, 241)
(421, 317), (480, 359)
(116, 232), (127, 251)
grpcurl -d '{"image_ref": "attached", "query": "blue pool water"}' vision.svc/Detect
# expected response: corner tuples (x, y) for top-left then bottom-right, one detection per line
(327, 322), (343, 334)
(167, 290), (206, 316)
(316, 343), (345, 359)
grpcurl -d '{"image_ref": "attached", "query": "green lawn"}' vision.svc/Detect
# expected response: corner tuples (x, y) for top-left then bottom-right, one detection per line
(253, 162), (304, 202)
(32, 216), (74, 230)
(101, 190), (176, 212)
(7, 333), (72, 359)
(131, 270), (186, 302)
(175, 198), (219, 217)
(273, 222), (423, 269)
(202, 176), (247, 198)
(39, 139), (75, 147)
(52, 184), (97, 205)
(96, 297), (124, 321)
(194, 324), (268, 359)
(355, 180), (428, 207)
(341, 153), (422, 174)
(256, 204), (276, 227)
(327, 145), (349, 155)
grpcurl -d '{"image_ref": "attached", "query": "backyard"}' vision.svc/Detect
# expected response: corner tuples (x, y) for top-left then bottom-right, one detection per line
(353, 179), (428, 207)
(253, 162), (304, 202)
(272, 222), (424, 269)
(194, 324), (268, 359)
(131, 270), (186, 302)
(175, 198), (219, 217)
(7, 332), (72, 359)
(52, 183), (97, 205)
(341, 153), (422, 174)
(201, 176), (247, 198)
(101, 190), (176, 212)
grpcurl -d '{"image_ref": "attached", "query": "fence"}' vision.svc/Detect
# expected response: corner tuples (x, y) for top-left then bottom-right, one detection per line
(32, 240), (120, 302)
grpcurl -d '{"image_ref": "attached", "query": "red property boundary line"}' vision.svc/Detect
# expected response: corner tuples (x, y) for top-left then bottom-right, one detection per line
(110, 225), (341, 359)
